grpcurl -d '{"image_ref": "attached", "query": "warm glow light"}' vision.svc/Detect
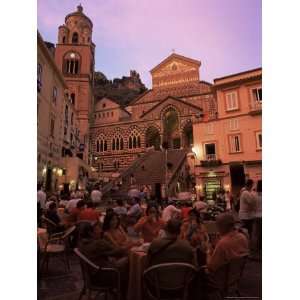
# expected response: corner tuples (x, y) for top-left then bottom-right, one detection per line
(196, 184), (203, 191)
(224, 184), (231, 191)
(57, 169), (63, 176)
(191, 145), (203, 160)
(42, 167), (47, 176)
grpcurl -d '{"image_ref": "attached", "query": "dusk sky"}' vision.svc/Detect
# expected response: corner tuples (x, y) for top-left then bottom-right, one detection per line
(38, 0), (261, 88)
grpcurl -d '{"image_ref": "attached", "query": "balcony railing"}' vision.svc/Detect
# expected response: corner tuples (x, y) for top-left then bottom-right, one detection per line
(206, 154), (217, 161)
(249, 101), (262, 114)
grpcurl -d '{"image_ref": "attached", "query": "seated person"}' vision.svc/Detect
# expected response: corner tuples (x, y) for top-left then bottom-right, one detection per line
(161, 201), (181, 222)
(146, 219), (196, 267)
(78, 201), (101, 223)
(113, 199), (127, 216)
(180, 209), (209, 260)
(207, 213), (249, 273)
(44, 202), (65, 233)
(134, 204), (165, 243)
(127, 197), (142, 225)
(181, 201), (193, 220)
(66, 200), (85, 226)
(102, 212), (140, 250)
(78, 222), (128, 295)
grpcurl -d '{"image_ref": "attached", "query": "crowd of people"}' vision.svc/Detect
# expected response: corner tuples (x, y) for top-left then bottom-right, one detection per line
(37, 179), (261, 299)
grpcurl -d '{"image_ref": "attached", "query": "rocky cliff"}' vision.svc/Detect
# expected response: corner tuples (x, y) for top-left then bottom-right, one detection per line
(93, 70), (147, 107)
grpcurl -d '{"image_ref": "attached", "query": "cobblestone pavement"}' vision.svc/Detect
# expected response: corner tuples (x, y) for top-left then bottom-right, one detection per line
(38, 252), (261, 300)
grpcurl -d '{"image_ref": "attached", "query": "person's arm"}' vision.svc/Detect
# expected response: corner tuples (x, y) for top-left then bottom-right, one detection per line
(207, 243), (226, 273)
(133, 216), (147, 232)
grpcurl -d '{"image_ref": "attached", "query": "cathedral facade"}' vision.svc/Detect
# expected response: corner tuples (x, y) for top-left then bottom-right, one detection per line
(90, 53), (218, 179)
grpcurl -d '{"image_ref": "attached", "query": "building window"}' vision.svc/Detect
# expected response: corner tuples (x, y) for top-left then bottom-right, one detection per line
(229, 134), (242, 153)
(204, 143), (216, 160)
(103, 103), (106, 108)
(72, 32), (79, 43)
(256, 132), (262, 149)
(64, 127), (67, 136)
(50, 119), (55, 137)
(37, 63), (42, 92)
(104, 140), (107, 151)
(225, 91), (239, 111)
(71, 93), (75, 105)
(129, 136), (133, 149)
(64, 52), (80, 75)
(107, 112), (109, 117)
(205, 123), (214, 135)
(112, 139), (116, 151)
(71, 113), (74, 125)
(62, 36), (66, 43)
(252, 87), (262, 102)
(229, 119), (239, 131)
(111, 111), (114, 117)
(52, 87), (57, 104)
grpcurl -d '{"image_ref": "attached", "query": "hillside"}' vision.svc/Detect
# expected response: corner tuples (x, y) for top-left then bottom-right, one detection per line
(93, 70), (147, 107)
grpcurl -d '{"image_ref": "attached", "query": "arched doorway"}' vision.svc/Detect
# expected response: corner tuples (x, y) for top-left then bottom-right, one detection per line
(162, 107), (180, 149)
(182, 120), (193, 149)
(145, 126), (161, 150)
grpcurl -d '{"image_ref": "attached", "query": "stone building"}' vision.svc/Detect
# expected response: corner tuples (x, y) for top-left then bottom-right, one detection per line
(90, 53), (217, 179)
(192, 68), (262, 198)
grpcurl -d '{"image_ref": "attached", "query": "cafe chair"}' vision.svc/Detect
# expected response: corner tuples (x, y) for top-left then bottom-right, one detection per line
(40, 225), (76, 274)
(74, 248), (121, 300)
(41, 215), (63, 237)
(208, 255), (248, 299)
(143, 262), (198, 300)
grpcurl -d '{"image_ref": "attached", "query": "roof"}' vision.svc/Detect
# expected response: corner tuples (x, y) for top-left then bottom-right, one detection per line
(214, 67), (262, 82)
(128, 81), (212, 106)
(140, 96), (203, 118)
(95, 96), (131, 115)
(65, 5), (93, 28)
(150, 53), (201, 74)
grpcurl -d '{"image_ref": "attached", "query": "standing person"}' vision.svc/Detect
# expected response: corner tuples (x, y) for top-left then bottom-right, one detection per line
(91, 184), (102, 205)
(254, 180), (262, 252)
(193, 195), (208, 213)
(114, 199), (127, 217)
(127, 197), (142, 224)
(238, 179), (257, 240)
(224, 191), (233, 211)
(37, 184), (46, 211)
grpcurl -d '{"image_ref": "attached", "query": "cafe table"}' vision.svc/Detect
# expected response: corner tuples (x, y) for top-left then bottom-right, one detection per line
(127, 245), (148, 300)
(37, 228), (48, 250)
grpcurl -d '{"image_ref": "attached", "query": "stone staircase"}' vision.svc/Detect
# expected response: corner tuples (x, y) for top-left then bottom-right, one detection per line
(102, 149), (188, 198)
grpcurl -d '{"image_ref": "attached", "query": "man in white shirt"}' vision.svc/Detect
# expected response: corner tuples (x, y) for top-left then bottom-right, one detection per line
(239, 179), (256, 239)
(66, 192), (82, 211)
(162, 201), (181, 222)
(91, 185), (102, 204)
(37, 184), (46, 210)
(193, 196), (208, 212)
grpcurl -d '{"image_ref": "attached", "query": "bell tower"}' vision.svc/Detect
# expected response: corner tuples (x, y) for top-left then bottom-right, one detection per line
(55, 4), (95, 162)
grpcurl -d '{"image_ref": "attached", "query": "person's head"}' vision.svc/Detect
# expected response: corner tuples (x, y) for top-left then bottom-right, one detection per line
(76, 200), (85, 210)
(116, 199), (124, 207)
(164, 219), (182, 238)
(102, 212), (120, 232)
(37, 183), (42, 191)
(188, 208), (201, 224)
(245, 179), (254, 190)
(256, 180), (262, 193)
(133, 197), (140, 205)
(146, 204), (159, 218)
(216, 212), (236, 235)
(48, 202), (57, 211)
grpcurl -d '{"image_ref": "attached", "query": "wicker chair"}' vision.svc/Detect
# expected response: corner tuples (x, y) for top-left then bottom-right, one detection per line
(40, 225), (76, 273)
(208, 255), (248, 299)
(74, 248), (121, 300)
(143, 262), (198, 300)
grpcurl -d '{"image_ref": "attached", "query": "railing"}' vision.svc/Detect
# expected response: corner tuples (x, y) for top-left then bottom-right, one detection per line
(250, 101), (262, 112)
(206, 154), (217, 161)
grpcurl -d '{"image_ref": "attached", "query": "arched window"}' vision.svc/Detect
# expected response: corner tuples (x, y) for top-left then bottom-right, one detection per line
(129, 136), (132, 149)
(104, 140), (107, 151)
(133, 136), (137, 148)
(116, 138), (120, 150)
(62, 36), (66, 43)
(65, 105), (68, 124)
(112, 139), (115, 151)
(71, 93), (75, 105)
(137, 136), (141, 148)
(72, 32), (79, 44)
(100, 140), (104, 152)
(96, 141), (99, 152)
(120, 138), (124, 150)
(64, 52), (80, 75)
(71, 112), (74, 125)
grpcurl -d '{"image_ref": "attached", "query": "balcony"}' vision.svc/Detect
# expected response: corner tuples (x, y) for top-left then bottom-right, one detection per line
(249, 101), (262, 115)
(200, 154), (222, 167)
